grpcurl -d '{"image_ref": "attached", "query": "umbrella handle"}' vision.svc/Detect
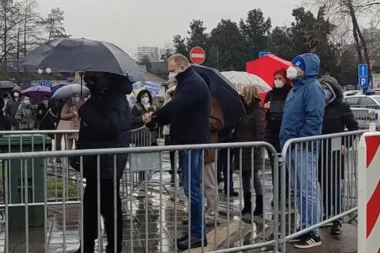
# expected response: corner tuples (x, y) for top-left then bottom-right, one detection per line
(80, 72), (84, 97)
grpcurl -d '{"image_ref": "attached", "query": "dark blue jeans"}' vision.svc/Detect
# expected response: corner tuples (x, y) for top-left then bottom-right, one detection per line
(181, 150), (204, 238)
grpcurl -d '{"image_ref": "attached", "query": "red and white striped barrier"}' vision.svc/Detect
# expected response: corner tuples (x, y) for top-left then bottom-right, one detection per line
(358, 124), (380, 253)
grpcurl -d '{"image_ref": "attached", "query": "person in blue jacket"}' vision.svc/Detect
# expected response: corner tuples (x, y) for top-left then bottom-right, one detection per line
(280, 53), (325, 249)
(147, 54), (210, 250)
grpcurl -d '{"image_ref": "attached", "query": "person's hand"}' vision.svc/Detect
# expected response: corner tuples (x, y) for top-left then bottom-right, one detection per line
(143, 113), (152, 122)
(73, 111), (78, 117)
(264, 102), (271, 110)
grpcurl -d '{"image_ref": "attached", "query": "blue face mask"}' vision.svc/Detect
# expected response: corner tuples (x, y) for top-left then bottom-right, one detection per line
(324, 89), (333, 101)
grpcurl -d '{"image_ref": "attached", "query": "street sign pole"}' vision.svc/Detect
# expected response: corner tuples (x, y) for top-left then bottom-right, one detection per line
(358, 64), (369, 91)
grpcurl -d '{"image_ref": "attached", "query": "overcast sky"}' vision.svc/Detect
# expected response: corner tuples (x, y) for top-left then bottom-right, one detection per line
(35, 0), (301, 55)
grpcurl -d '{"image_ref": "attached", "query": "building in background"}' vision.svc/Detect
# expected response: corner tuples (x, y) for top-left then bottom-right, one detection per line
(137, 47), (160, 62)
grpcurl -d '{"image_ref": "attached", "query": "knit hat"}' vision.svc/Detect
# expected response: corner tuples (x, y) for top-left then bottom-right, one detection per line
(292, 56), (306, 72)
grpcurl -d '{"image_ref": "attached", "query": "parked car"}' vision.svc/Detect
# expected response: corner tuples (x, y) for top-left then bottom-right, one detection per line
(342, 94), (380, 129)
(343, 90), (361, 97)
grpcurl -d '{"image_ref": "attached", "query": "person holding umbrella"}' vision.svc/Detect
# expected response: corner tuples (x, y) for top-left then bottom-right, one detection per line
(5, 88), (22, 130)
(58, 92), (84, 150)
(73, 71), (132, 253)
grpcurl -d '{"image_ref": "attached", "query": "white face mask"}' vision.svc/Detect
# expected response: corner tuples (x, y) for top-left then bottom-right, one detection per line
(13, 92), (20, 98)
(286, 66), (298, 80)
(274, 80), (284, 88)
(168, 72), (178, 80)
(42, 100), (49, 106)
(23, 99), (30, 105)
(141, 96), (150, 105)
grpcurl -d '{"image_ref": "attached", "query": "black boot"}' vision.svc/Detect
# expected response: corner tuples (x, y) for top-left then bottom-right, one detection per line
(254, 195), (263, 216)
(242, 192), (252, 215)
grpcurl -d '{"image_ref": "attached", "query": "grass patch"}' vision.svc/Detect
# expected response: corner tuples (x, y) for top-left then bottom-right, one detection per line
(47, 177), (80, 199)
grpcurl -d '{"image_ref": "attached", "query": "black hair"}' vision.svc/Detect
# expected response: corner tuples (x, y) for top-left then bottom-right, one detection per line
(136, 90), (153, 104)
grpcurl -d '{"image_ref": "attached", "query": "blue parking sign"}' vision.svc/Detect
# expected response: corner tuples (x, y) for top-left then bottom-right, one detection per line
(358, 64), (368, 89)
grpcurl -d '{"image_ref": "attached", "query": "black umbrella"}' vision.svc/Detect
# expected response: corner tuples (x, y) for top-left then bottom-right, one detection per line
(192, 64), (246, 128)
(0, 81), (19, 89)
(20, 38), (143, 75)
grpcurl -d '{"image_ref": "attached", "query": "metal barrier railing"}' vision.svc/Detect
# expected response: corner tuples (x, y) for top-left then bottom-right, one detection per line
(0, 129), (370, 252)
(0, 141), (279, 253)
(279, 130), (366, 252)
(350, 106), (380, 130)
(0, 127), (156, 211)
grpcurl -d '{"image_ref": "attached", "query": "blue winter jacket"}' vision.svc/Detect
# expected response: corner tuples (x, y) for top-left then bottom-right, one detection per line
(279, 53), (325, 148)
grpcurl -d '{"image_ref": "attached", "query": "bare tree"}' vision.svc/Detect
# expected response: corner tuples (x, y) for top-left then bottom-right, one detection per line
(17, 0), (44, 57)
(0, 1), (18, 68)
(39, 7), (69, 42)
(304, 0), (378, 71)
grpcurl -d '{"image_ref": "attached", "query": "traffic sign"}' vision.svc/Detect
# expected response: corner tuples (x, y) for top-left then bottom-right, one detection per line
(259, 51), (271, 58)
(190, 46), (206, 65)
(358, 64), (369, 89)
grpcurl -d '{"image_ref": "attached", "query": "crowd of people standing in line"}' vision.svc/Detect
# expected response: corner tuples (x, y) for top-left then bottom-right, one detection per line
(0, 52), (360, 252)
(142, 53), (359, 250)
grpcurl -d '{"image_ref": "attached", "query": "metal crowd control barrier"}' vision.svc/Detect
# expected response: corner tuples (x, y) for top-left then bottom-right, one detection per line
(0, 141), (279, 253)
(279, 130), (365, 252)
(0, 128), (158, 218)
(350, 105), (380, 130)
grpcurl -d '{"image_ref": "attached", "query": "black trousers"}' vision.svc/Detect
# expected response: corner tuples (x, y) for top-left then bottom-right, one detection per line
(82, 178), (122, 253)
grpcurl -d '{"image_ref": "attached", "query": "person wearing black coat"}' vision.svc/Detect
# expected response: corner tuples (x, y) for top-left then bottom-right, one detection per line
(263, 69), (292, 204)
(4, 88), (21, 130)
(131, 90), (156, 129)
(318, 75), (359, 237)
(264, 69), (292, 151)
(36, 96), (58, 134)
(73, 72), (132, 253)
(235, 86), (265, 217)
(147, 54), (210, 250)
(0, 97), (10, 131)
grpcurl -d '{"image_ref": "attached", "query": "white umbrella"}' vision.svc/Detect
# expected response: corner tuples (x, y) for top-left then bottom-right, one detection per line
(221, 71), (272, 94)
(51, 83), (90, 100)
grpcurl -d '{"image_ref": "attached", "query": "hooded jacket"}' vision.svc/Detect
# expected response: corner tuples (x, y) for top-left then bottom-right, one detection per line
(5, 89), (21, 128)
(318, 75), (359, 181)
(279, 53), (325, 148)
(76, 80), (132, 180)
